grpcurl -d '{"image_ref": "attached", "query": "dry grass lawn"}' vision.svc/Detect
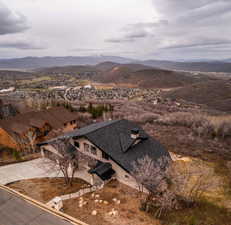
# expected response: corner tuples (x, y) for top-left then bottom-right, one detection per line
(63, 180), (160, 225)
(7, 177), (89, 203)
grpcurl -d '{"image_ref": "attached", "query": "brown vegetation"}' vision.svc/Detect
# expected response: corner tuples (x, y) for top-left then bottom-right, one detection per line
(164, 80), (231, 112)
(157, 112), (231, 139)
(7, 177), (88, 203)
(63, 180), (160, 225)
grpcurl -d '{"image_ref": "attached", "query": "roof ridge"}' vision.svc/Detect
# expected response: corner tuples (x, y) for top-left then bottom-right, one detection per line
(86, 119), (122, 136)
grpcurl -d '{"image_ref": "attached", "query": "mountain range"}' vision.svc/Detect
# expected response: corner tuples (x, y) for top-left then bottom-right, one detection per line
(1, 56), (231, 73)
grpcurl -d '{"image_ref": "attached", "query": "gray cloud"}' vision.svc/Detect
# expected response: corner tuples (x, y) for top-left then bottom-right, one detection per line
(106, 0), (231, 59)
(71, 48), (105, 52)
(124, 30), (149, 39)
(105, 38), (135, 43)
(162, 38), (231, 50)
(0, 40), (46, 50)
(106, 20), (167, 44)
(148, 0), (231, 59)
(0, 1), (29, 35)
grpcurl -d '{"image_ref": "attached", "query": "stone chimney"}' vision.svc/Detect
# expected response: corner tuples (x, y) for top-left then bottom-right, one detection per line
(131, 128), (139, 139)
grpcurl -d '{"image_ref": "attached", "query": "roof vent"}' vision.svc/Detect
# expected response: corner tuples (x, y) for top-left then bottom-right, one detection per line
(131, 128), (139, 139)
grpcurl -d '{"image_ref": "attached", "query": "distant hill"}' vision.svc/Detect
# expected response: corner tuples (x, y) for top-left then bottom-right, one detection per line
(93, 64), (210, 88)
(0, 56), (133, 69)
(38, 62), (153, 74)
(37, 65), (98, 74)
(141, 60), (231, 73)
(164, 80), (231, 112)
(94, 62), (120, 72)
(94, 61), (153, 72)
(37, 62), (213, 88)
(1, 56), (231, 72)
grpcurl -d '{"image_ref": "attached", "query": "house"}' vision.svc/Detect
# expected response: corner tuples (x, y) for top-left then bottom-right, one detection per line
(0, 99), (18, 119)
(38, 119), (170, 190)
(0, 107), (78, 150)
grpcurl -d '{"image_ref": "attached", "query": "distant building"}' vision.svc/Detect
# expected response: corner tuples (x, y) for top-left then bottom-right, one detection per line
(0, 107), (78, 150)
(0, 87), (15, 94)
(48, 86), (67, 91)
(0, 99), (18, 119)
(83, 85), (92, 89)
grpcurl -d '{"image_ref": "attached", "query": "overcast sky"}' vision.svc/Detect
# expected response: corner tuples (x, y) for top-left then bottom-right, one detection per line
(0, 0), (231, 60)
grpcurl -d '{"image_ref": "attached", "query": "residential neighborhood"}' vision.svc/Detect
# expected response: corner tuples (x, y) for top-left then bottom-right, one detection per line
(1, 0), (231, 224)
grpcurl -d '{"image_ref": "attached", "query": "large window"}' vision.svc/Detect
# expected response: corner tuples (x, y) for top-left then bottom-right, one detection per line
(90, 146), (97, 155)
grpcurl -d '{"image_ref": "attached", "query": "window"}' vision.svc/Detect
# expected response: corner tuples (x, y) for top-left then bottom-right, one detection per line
(102, 151), (110, 160)
(125, 175), (129, 179)
(74, 141), (80, 148)
(90, 146), (97, 155)
(84, 143), (90, 152)
(71, 120), (75, 125)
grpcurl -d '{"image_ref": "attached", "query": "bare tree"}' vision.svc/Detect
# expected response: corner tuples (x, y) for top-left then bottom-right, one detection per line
(42, 138), (79, 186)
(25, 130), (37, 153)
(13, 133), (31, 155)
(132, 155), (220, 218)
(169, 160), (220, 203)
(132, 155), (178, 217)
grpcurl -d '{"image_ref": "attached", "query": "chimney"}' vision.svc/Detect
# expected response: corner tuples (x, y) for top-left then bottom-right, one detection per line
(131, 128), (139, 139)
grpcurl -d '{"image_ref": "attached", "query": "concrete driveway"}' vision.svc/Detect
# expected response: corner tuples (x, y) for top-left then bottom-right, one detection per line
(0, 158), (91, 185)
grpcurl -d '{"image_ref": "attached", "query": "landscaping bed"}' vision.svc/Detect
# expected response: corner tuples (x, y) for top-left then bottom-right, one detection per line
(7, 177), (89, 203)
(63, 180), (159, 225)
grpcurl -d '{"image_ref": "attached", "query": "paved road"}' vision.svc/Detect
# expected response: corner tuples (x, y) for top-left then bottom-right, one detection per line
(0, 158), (91, 185)
(0, 187), (87, 225)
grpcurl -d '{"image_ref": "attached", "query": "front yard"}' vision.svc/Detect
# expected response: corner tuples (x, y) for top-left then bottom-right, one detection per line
(63, 180), (159, 225)
(6, 157), (231, 225)
(7, 177), (89, 203)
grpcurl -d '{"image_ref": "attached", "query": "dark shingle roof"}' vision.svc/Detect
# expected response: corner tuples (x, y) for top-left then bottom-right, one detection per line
(40, 119), (170, 173)
(89, 162), (115, 181)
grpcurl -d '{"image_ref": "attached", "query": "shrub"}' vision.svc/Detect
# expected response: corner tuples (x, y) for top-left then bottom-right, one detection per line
(157, 112), (231, 139)
(138, 113), (160, 124)
(12, 150), (21, 160)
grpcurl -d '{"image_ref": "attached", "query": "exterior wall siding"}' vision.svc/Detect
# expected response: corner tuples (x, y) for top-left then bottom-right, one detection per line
(71, 137), (141, 190)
